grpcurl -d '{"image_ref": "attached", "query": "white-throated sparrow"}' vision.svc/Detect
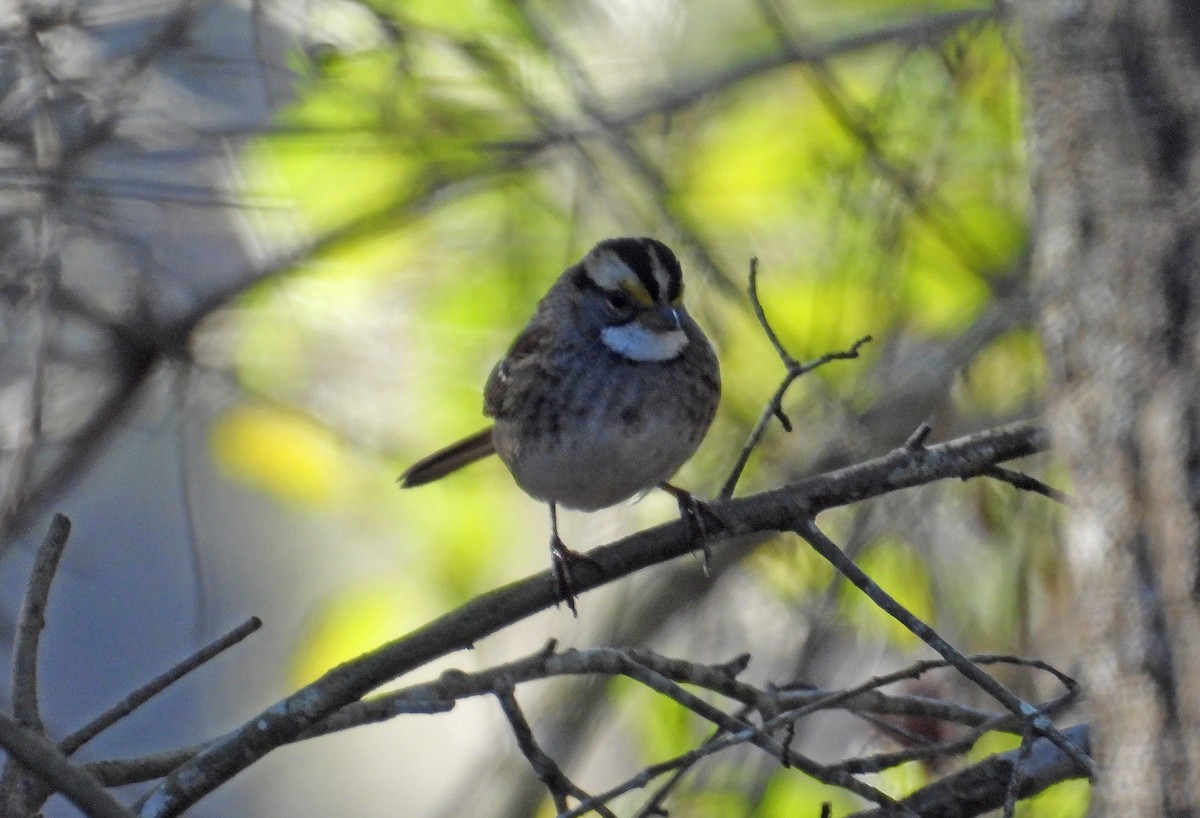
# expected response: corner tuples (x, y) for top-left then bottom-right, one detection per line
(400, 237), (721, 613)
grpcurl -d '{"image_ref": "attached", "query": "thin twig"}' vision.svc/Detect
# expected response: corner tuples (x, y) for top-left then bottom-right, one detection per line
(506, 0), (737, 297)
(494, 682), (617, 818)
(828, 682), (1076, 776)
(793, 518), (1095, 778)
(569, 649), (1076, 818)
(564, 697), (914, 818)
(1, 513), (72, 813)
(11, 617), (264, 817)
(748, 257), (796, 367)
(904, 420), (933, 451)
(774, 653), (1077, 735)
(562, 656), (912, 815)
(630, 708), (750, 818)
(720, 258), (872, 500)
(61, 616), (262, 755)
(86, 746), (204, 789)
(84, 642), (1073, 805)
(974, 465), (1072, 505)
(1002, 727), (1036, 818)
(495, 9), (997, 155)
(11, 513), (70, 731)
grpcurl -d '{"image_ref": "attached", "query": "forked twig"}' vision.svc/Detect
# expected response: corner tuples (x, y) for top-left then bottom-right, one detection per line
(17, 616), (264, 816)
(720, 258), (872, 500)
(908, 420), (1069, 503)
(494, 682), (618, 818)
(0, 711), (136, 818)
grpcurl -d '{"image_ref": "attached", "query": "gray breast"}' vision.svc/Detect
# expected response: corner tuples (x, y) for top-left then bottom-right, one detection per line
(494, 330), (719, 510)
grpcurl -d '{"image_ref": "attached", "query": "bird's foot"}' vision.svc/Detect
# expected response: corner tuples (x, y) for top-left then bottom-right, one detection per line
(550, 535), (601, 616)
(659, 483), (725, 576)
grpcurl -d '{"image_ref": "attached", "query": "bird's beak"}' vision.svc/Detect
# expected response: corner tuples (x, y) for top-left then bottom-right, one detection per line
(637, 305), (683, 333)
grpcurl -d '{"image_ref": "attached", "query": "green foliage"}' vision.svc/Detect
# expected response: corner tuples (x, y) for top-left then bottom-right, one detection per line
(757, 772), (858, 817)
(1020, 779), (1090, 818)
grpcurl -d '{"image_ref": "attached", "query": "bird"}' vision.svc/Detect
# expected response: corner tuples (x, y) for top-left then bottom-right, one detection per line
(399, 237), (721, 613)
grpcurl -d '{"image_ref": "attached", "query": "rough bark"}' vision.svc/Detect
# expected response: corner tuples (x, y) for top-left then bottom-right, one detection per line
(1018, 1), (1200, 814)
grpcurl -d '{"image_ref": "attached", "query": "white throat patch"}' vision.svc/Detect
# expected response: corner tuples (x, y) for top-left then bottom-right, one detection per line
(601, 323), (689, 361)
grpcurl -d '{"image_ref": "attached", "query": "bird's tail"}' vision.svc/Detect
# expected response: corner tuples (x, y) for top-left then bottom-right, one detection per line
(398, 427), (497, 487)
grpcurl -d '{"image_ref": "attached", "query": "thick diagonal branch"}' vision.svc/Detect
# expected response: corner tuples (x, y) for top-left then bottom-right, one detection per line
(140, 420), (1049, 818)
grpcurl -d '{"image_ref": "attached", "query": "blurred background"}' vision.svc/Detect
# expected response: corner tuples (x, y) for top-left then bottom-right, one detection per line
(0, 0), (1082, 815)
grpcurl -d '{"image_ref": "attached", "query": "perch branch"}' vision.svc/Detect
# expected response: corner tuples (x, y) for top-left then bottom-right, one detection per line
(138, 419), (1051, 818)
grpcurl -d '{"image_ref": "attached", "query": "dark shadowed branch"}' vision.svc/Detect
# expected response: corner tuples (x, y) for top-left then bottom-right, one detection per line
(792, 517), (1093, 777)
(848, 724), (1091, 818)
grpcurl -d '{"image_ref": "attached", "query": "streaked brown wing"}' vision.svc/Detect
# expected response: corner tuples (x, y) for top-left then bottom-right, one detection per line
(484, 322), (551, 418)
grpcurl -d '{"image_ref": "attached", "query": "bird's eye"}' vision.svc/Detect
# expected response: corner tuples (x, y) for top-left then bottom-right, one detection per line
(606, 290), (633, 311)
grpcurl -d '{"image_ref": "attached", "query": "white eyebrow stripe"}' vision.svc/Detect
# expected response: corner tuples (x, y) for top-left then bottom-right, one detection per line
(585, 250), (634, 292)
(648, 245), (667, 302)
(647, 242), (672, 302)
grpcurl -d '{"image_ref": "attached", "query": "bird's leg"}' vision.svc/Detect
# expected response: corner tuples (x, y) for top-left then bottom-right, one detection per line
(548, 503), (601, 616)
(658, 483), (725, 575)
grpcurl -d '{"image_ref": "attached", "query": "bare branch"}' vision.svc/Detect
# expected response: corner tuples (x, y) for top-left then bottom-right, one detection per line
(904, 421), (934, 452)
(1001, 727), (1036, 818)
(496, 9), (997, 155)
(720, 257), (872, 500)
(752, 0), (996, 272)
(494, 682), (618, 818)
(847, 724), (1092, 818)
(61, 616), (262, 755)
(86, 747), (203, 790)
(139, 420), (1051, 818)
(0, 711), (137, 818)
(82, 641), (1074, 818)
(10, 513), (70, 730)
(506, 0), (736, 297)
(1, 513), (71, 812)
(792, 518), (1094, 778)
(974, 465), (1072, 505)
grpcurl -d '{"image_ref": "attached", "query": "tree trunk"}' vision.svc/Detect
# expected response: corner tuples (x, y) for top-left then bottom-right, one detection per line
(1017, 1), (1200, 814)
